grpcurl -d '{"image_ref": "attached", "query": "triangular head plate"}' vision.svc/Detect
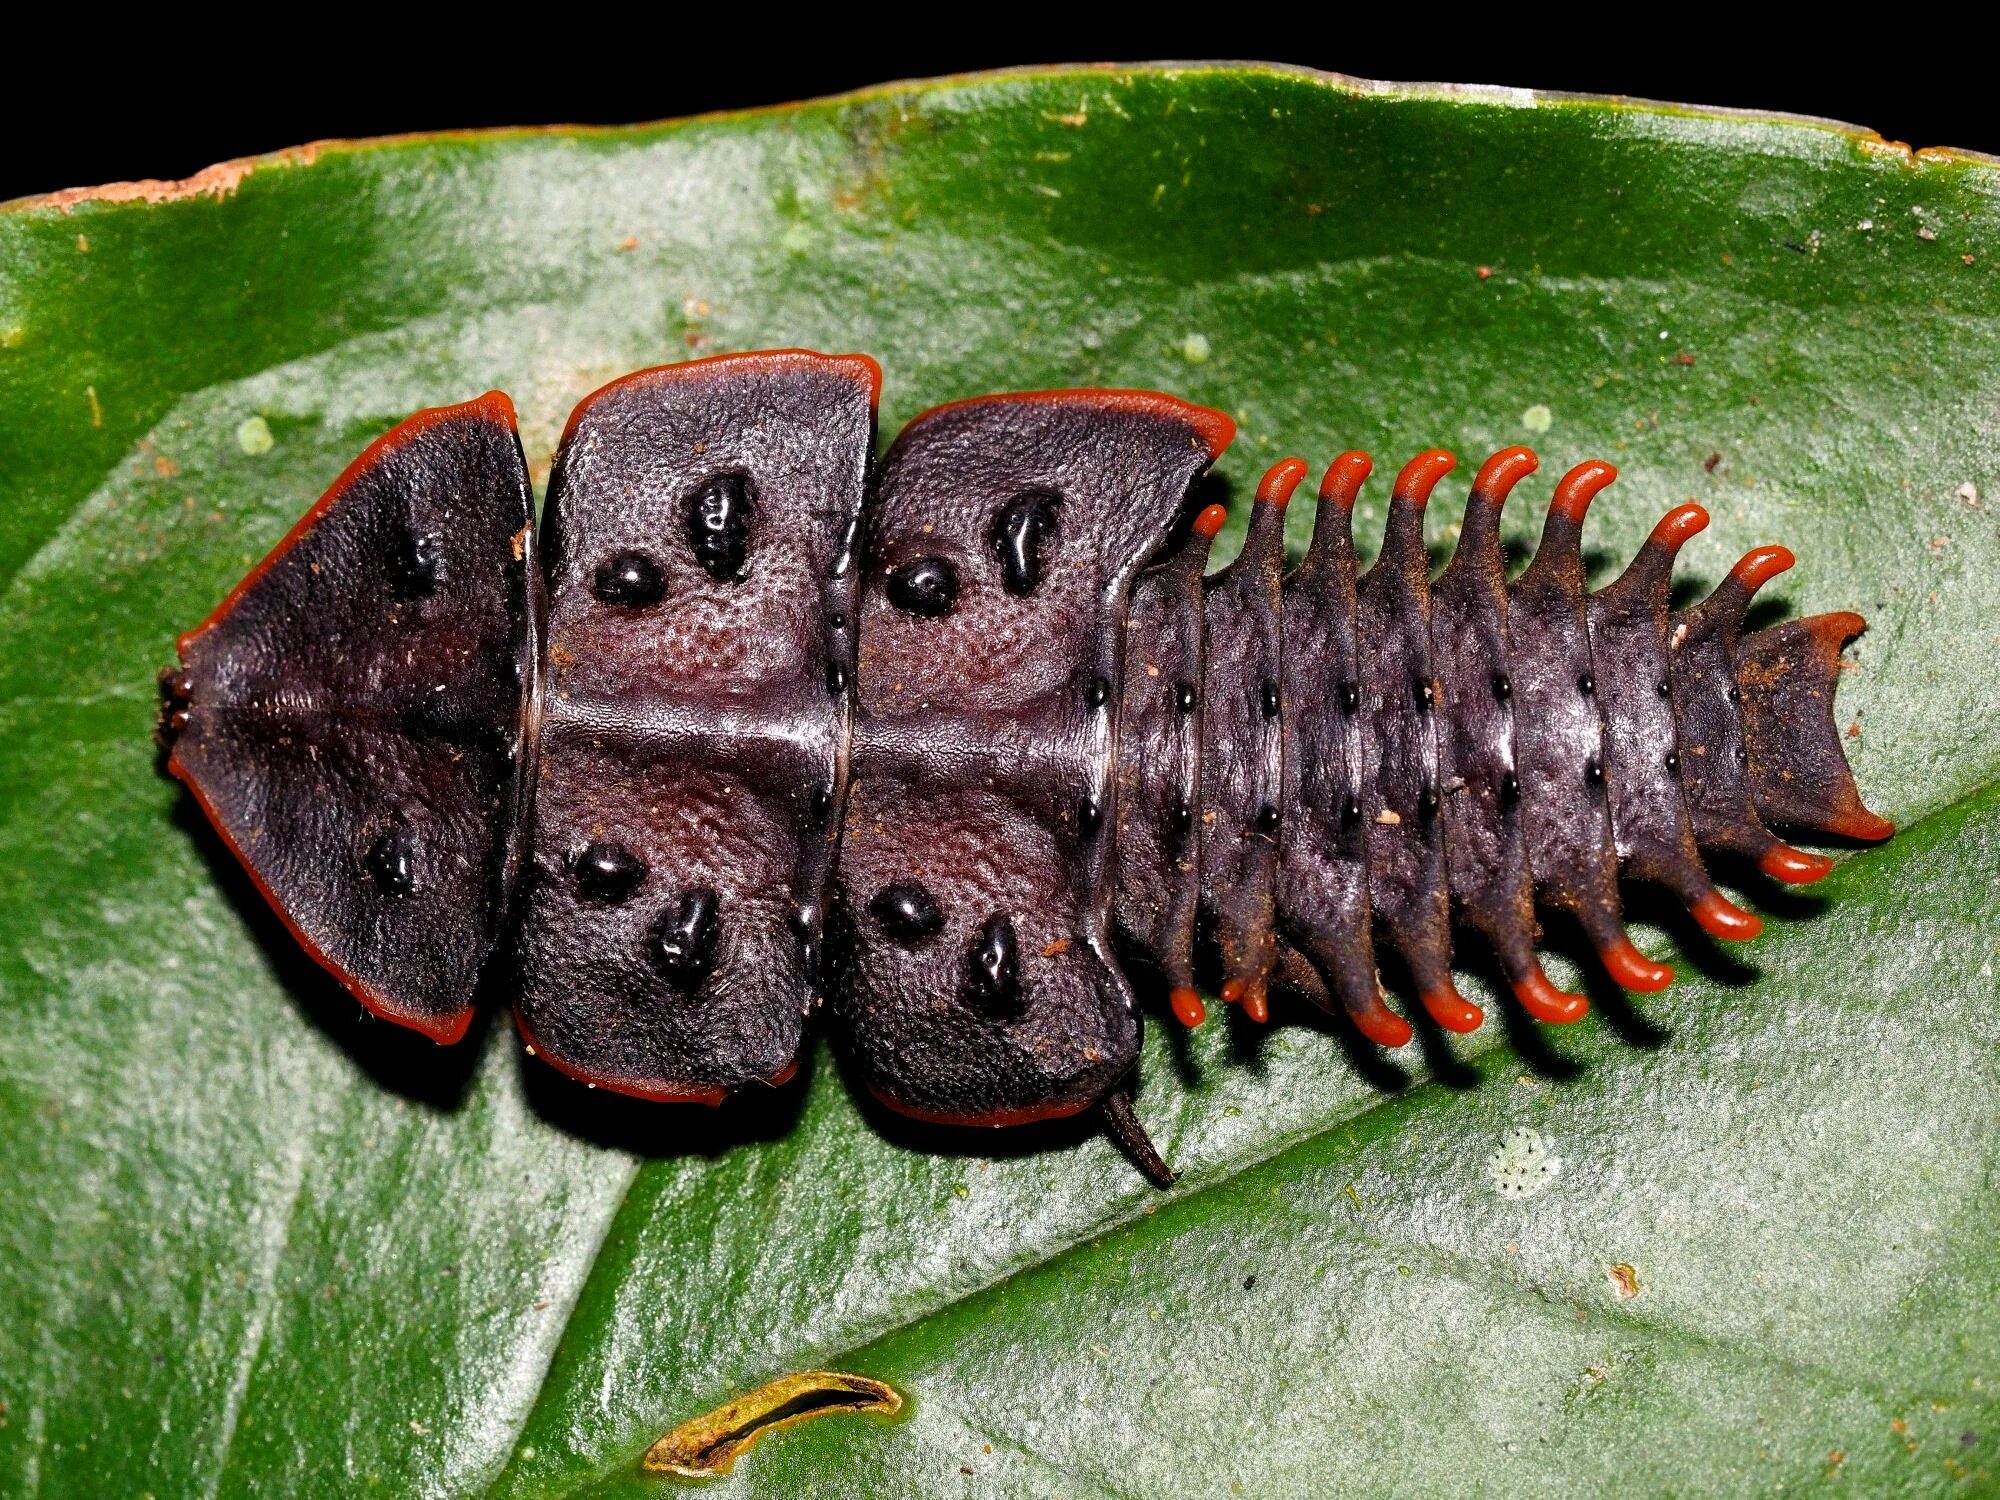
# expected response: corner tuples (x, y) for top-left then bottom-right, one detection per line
(161, 394), (539, 1042)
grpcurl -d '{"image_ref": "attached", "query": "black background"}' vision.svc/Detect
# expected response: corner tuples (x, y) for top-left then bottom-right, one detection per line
(2, 40), (1991, 204)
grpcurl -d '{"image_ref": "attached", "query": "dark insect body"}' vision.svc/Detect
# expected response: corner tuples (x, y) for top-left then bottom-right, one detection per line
(160, 351), (1891, 1184)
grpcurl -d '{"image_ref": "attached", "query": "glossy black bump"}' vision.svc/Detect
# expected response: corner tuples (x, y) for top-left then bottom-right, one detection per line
(886, 556), (959, 618)
(574, 840), (646, 903)
(1260, 680), (1281, 718)
(1658, 678), (1673, 698)
(1339, 682), (1360, 714)
(1342, 796), (1363, 826)
(806, 784), (832, 826)
(868, 882), (944, 942)
(1414, 678), (1435, 709)
(653, 888), (720, 984)
(991, 491), (1059, 596)
(1085, 675), (1111, 708)
(1077, 796), (1101, 835)
(1728, 684), (1742, 703)
(1500, 771), (1521, 805)
(592, 549), (666, 608)
(388, 531), (440, 600)
(825, 661), (849, 695)
(1171, 798), (1193, 832)
(965, 913), (1022, 1014)
(1585, 757), (1605, 787)
(1578, 672), (1596, 697)
(1492, 673), (1512, 701)
(1665, 751), (1680, 774)
(686, 472), (755, 582)
(1254, 804), (1280, 835)
(1175, 681), (1198, 714)
(1418, 787), (1440, 822)
(366, 827), (417, 897)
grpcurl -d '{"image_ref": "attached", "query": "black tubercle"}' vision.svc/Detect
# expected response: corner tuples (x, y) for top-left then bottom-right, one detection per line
(653, 888), (720, 984)
(990, 491), (1058, 595)
(868, 882), (944, 942)
(367, 827), (417, 897)
(886, 556), (960, 617)
(964, 913), (1022, 1013)
(593, 550), (666, 607)
(686, 472), (755, 581)
(389, 531), (441, 599)
(574, 841), (646, 903)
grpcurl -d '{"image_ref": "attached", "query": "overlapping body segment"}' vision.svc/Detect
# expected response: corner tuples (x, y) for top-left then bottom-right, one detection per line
(835, 391), (1230, 1151)
(515, 351), (877, 1100)
(163, 351), (1889, 1186)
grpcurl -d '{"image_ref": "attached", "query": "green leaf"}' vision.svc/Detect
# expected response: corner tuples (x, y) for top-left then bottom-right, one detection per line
(2, 65), (1995, 1499)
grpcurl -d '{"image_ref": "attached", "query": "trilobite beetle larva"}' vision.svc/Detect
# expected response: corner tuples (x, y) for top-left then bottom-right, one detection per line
(159, 350), (1890, 1184)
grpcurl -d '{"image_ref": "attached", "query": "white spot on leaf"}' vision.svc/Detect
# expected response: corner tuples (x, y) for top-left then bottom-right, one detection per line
(236, 415), (275, 455)
(1487, 1126), (1562, 1198)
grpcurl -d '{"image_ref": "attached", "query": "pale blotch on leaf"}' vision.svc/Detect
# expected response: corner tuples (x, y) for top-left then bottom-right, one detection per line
(1521, 403), (1554, 434)
(1486, 1125), (1561, 1198)
(236, 416), (275, 456)
(642, 1370), (902, 1478)
(1180, 332), (1212, 363)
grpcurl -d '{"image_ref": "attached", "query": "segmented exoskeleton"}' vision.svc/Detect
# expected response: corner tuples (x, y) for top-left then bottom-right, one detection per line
(159, 351), (1889, 1183)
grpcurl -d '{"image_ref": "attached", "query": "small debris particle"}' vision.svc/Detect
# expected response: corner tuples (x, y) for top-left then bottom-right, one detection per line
(1476, 265), (1492, 279)
(618, 235), (639, 251)
(1180, 332), (1212, 364)
(1243, 1274), (1257, 1290)
(86, 385), (103, 428)
(1858, 218), (1875, 231)
(153, 454), (179, 478)
(1954, 481), (1979, 506)
(1704, 452), (1722, 472)
(1487, 1127), (1562, 1198)
(1931, 535), (1951, 552)
(1374, 808), (1402, 825)
(1826, 1449), (1846, 1475)
(1672, 352), (1696, 366)
(1966, 255), (1978, 266)
(410, 1421), (430, 1435)
(236, 416), (275, 455)
(961, 1466), (975, 1475)
(1040, 938), (1071, 958)
(1919, 226), (1938, 241)
(1847, 721), (1861, 739)
(77, 233), (89, 252)
(1608, 1263), (1640, 1298)
(1521, 403), (1553, 434)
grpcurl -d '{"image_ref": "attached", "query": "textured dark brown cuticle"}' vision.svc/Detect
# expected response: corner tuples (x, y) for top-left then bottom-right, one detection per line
(164, 355), (1885, 1186)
